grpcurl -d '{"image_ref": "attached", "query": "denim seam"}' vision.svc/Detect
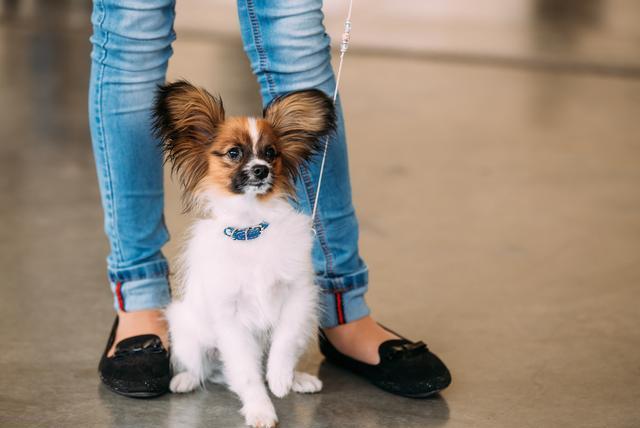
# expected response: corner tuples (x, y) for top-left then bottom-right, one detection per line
(94, 5), (122, 263)
(244, 0), (277, 98)
(95, 0), (107, 63)
(300, 165), (335, 275)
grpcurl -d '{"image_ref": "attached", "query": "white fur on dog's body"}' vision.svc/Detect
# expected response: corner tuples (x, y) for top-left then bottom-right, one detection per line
(166, 190), (321, 428)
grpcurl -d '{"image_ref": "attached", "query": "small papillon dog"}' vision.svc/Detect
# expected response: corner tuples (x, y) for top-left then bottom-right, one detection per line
(153, 81), (335, 428)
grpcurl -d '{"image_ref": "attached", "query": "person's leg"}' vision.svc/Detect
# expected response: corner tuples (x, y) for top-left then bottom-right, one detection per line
(89, 0), (176, 354)
(236, 0), (396, 364)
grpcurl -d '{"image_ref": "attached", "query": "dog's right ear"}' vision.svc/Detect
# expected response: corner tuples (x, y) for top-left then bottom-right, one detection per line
(152, 80), (225, 196)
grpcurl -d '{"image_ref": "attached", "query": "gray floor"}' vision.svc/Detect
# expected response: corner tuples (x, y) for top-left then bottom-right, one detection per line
(1, 1), (640, 427)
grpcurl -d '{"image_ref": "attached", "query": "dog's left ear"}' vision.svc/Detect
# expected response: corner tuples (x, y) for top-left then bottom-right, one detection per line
(264, 89), (336, 173)
(152, 80), (225, 210)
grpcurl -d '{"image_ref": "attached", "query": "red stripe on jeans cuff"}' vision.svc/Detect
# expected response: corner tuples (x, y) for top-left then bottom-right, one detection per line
(115, 281), (125, 311)
(335, 292), (345, 325)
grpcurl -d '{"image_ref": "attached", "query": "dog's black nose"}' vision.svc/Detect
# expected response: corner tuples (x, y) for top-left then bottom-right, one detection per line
(252, 165), (269, 180)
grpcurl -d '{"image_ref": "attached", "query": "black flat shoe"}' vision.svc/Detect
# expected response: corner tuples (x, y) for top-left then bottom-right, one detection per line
(318, 328), (451, 398)
(98, 317), (171, 398)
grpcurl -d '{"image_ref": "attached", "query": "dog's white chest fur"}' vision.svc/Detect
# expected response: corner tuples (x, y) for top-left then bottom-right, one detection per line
(179, 200), (314, 333)
(154, 82), (336, 428)
(165, 196), (322, 428)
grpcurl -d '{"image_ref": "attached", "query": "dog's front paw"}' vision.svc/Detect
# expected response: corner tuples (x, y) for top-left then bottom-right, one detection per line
(170, 371), (200, 393)
(267, 366), (294, 398)
(291, 371), (322, 394)
(242, 401), (278, 428)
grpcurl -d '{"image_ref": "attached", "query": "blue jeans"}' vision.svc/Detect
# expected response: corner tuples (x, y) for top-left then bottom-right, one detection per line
(89, 0), (369, 328)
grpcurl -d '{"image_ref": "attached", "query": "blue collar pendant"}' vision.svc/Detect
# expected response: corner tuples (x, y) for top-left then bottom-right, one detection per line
(223, 222), (269, 241)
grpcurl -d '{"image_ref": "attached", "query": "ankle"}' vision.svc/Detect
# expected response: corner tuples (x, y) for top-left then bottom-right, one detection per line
(322, 316), (398, 365)
(108, 309), (168, 357)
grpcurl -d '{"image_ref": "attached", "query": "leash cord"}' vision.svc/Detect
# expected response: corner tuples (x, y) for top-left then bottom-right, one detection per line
(310, 0), (354, 232)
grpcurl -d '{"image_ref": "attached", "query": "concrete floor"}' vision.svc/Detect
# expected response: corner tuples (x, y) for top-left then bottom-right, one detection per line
(1, 1), (640, 427)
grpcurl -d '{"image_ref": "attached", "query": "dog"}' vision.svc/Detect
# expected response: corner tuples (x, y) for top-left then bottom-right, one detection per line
(152, 81), (336, 428)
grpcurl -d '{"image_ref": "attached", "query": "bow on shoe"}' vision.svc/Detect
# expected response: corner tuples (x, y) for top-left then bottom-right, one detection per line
(386, 341), (428, 361)
(113, 336), (165, 359)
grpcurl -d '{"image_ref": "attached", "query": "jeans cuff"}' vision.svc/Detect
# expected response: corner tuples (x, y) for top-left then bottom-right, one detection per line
(107, 258), (169, 283)
(109, 276), (171, 312)
(318, 282), (370, 328)
(107, 257), (171, 312)
(315, 265), (369, 292)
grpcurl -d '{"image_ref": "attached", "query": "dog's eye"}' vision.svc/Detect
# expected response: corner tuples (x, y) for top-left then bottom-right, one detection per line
(264, 147), (277, 161)
(227, 147), (242, 161)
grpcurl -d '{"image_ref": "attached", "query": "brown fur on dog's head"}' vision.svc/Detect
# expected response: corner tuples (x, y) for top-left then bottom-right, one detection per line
(153, 80), (335, 211)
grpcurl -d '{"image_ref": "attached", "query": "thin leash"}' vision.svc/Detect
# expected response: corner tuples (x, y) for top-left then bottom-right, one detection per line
(310, 0), (354, 234)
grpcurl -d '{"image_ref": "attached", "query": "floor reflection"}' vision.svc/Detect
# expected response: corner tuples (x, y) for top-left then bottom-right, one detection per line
(314, 361), (451, 428)
(96, 362), (450, 428)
